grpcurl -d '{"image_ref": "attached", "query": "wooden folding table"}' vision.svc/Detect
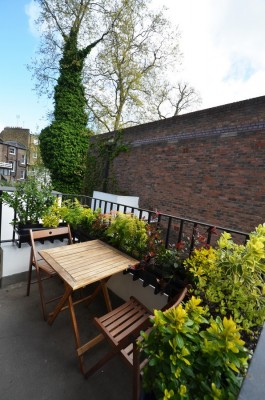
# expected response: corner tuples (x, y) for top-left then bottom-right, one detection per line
(39, 239), (138, 374)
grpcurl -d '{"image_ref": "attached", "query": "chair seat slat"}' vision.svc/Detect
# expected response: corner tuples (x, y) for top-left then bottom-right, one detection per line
(99, 304), (149, 332)
(104, 310), (149, 340)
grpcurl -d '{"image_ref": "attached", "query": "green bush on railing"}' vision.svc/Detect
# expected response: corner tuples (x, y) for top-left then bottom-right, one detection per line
(184, 224), (265, 344)
(42, 199), (104, 238)
(105, 211), (149, 259)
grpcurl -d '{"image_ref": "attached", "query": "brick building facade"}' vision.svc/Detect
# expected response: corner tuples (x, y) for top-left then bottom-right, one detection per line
(0, 140), (27, 180)
(99, 96), (265, 233)
(0, 127), (40, 181)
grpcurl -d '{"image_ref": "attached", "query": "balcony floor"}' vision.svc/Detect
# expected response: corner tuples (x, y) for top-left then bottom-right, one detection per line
(1, 275), (264, 400)
(0, 279), (132, 400)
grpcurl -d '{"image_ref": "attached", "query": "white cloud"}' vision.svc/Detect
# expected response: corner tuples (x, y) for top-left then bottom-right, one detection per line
(154, 0), (265, 110)
(25, 0), (41, 38)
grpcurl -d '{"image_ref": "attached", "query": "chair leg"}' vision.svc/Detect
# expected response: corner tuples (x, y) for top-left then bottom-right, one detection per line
(133, 341), (141, 400)
(26, 263), (33, 296)
(36, 269), (48, 320)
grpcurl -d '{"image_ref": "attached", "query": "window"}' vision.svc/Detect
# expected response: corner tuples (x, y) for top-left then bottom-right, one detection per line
(0, 168), (10, 176)
(33, 139), (39, 145)
(21, 154), (26, 165)
(9, 147), (16, 155)
(20, 170), (26, 179)
(33, 152), (38, 159)
(11, 161), (15, 172)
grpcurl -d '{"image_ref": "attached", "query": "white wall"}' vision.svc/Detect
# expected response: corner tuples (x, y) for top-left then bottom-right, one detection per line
(92, 191), (139, 213)
(107, 272), (167, 312)
(1, 240), (68, 277)
(92, 191), (151, 220)
(1, 203), (15, 241)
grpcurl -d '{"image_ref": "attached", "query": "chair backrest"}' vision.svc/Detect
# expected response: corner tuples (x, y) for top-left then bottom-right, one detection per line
(29, 225), (73, 264)
(119, 285), (190, 390)
(133, 286), (190, 339)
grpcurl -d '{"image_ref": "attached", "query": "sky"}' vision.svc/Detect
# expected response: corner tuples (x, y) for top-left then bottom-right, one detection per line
(0, 0), (265, 134)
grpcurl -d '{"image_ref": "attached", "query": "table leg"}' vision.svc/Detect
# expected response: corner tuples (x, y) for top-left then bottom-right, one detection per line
(100, 278), (112, 312)
(67, 294), (86, 375)
(48, 284), (72, 325)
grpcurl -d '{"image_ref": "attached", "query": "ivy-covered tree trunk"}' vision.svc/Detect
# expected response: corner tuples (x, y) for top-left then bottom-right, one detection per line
(40, 27), (93, 193)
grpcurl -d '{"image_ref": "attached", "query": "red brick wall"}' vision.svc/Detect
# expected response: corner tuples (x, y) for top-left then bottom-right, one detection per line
(101, 96), (265, 233)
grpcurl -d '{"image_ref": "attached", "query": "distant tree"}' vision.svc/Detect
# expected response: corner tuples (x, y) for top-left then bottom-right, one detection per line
(30, 0), (200, 138)
(144, 80), (202, 120)
(84, 0), (199, 132)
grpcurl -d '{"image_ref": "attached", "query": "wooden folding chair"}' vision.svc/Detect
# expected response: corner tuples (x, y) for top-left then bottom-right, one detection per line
(85, 286), (189, 400)
(26, 225), (73, 320)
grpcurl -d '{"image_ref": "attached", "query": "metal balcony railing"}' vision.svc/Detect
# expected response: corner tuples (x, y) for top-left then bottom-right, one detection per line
(0, 188), (250, 253)
(62, 193), (250, 253)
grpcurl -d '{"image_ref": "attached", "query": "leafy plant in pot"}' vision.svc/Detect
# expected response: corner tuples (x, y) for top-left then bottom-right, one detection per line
(58, 199), (104, 241)
(139, 296), (249, 400)
(1, 178), (54, 245)
(184, 224), (265, 350)
(105, 211), (149, 259)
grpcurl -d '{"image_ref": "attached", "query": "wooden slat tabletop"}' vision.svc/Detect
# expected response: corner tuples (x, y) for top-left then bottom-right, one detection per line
(39, 240), (138, 290)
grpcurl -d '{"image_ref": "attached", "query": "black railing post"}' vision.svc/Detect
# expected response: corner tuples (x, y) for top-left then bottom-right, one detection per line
(165, 217), (172, 248)
(190, 223), (198, 254)
(177, 219), (184, 243)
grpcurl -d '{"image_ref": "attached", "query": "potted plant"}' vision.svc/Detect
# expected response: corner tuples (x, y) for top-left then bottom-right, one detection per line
(105, 211), (149, 259)
(42, 198), (108, 241)
(1, 178), (54, 246)
(184, 224), (265, 350)
(137, 224), (264, 399)
(139, 296), (249, 400)
(42, 198), (63, 228)
(57, 199), (105, 241)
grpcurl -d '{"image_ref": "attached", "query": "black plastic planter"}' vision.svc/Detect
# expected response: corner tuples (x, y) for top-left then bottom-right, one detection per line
(14, 222), (68, 248)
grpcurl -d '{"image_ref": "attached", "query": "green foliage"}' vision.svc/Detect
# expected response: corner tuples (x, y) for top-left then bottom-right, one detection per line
(105, 212), (148, 258)
(59, 199), (88, 229)
(60, 199), (102, 232)
(40, 26), (92, 193)
(84, 132), (128, 195)
(42, 199), (62, 228)
(1, 178), (54, 225)
(139, 222), (193, 288)
(154, 242), (190, 281)
(40, 122), (90, 193)
(139, 296), (249, 400)
(42, 198), (104, 235)
(184, 225), (265, 333)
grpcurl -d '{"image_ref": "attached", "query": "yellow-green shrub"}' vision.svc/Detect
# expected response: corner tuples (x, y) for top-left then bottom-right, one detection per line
(184, 224), (265, 333)
(139, 296), (248, 400)
(105, 212), (148, 258)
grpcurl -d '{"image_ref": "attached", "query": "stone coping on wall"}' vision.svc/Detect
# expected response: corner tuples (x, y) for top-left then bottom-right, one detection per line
(129, 121), (265, 147)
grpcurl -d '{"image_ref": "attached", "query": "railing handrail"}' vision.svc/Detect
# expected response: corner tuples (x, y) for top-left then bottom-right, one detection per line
(62, 193), (250, 251)
(0, 189), (250, 250)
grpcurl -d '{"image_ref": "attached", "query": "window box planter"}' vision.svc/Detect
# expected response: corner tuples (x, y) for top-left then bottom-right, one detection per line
(71, 226), (95, 243)
(125, 263), (189, 298)
(14, 222), (68, 248)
